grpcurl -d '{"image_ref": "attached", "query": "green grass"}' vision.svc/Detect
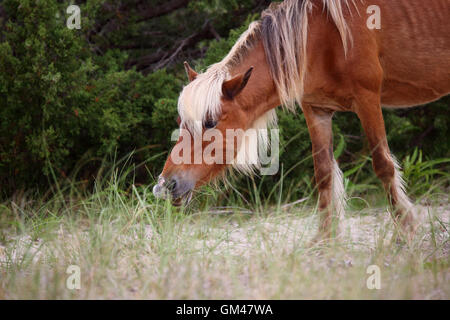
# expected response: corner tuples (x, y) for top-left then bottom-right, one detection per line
(0, 156), (449, 299)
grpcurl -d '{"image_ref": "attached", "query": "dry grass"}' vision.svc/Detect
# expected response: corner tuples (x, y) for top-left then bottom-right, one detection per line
(0, 185), (448, 299)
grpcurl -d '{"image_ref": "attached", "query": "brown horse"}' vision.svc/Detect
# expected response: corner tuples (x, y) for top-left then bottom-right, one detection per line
(153, 0), (450, 240)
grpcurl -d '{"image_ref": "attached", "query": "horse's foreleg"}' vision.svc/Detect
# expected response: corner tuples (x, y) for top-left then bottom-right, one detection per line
(303, 105), (345, 240)
(355, 92), (417, 237)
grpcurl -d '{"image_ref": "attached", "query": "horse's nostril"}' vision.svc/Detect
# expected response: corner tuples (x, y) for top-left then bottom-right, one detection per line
(167, 179), (177, 192)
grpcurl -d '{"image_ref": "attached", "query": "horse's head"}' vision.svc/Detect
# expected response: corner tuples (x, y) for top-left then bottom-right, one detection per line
(153, 61), (278, 205)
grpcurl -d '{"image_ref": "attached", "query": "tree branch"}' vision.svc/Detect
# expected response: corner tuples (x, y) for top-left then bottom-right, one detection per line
(135, 0), (192, 23)
(127, 20), (215, 72)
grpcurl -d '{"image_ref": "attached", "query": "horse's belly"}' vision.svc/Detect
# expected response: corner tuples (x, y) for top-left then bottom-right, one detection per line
(375, 0), (450, 108)
(379, 37), (450, 108)
(380, 77), (449, 108)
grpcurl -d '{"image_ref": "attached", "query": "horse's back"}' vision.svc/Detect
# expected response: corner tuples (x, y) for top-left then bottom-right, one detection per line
(369, 0), (450, 107)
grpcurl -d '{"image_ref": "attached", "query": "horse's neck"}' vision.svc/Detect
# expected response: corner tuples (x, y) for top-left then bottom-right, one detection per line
(228, 41), (281, 115)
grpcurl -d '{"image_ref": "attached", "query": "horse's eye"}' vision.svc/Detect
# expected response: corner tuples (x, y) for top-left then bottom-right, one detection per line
(204, 120), (217, 129)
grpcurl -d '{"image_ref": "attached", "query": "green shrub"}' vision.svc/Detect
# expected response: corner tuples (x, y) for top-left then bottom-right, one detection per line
(0, 0), (447, 201)
(0, 0), (182, 196)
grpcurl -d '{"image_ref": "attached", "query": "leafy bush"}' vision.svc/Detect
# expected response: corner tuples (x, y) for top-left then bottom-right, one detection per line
(0, 0), (448, 201)
(0, 1), (181, 196)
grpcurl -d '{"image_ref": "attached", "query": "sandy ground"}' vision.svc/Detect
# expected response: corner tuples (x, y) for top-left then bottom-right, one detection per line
(0, 198), (448, 299)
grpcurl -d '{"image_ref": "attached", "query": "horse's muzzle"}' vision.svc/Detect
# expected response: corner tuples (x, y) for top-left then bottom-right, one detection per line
(152, 175), (195, 206)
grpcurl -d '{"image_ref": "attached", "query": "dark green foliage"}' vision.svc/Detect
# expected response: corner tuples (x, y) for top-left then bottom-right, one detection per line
(0, 0), (448, 201)
(0, 0), (184, 196)
(0, 0), (92, 192)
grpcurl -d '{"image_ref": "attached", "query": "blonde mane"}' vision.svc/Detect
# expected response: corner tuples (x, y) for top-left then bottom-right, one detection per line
(178, 0), (353, 173)
(178, 21), (262, 132)
(261, 0), (353, 110)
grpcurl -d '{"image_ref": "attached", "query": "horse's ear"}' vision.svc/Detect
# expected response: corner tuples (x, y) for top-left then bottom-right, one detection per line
(222, 67), (253, 100)
(184, 61), (198, 82)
